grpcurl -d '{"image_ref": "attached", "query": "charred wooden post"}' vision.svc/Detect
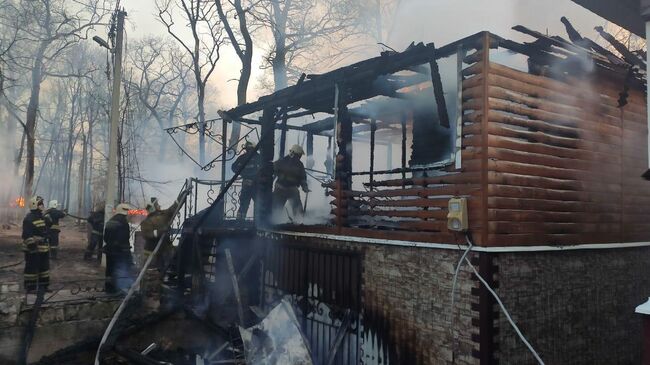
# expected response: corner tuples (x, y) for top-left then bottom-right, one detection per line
(401, 113), (407, 186)
(221, 118), (228, 188)
(256, 108), (276, 228)
(335, 106), (352, 230)
(306, 131), (314, 169)
(370, 119), (377, 191)
(429, 52), (450, 128)
(217, 118), (228, 218)
(279, 109), (288, 157)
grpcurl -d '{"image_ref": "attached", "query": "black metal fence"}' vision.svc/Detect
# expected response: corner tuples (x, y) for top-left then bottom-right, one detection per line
(262, 244), (362, 365)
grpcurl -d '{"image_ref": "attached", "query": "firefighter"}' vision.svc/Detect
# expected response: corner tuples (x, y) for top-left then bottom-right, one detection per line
(21, 196), (50, 292)
(44, 200), (66, 260)
(84, 202), (104, 262)
(103, 203), (134, 293)
(140, 197), (179, 272)
(232, 141), (260, 219)
(273, 144), (309, 221)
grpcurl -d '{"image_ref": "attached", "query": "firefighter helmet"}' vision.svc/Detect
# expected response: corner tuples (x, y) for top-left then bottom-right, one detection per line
(289, 144), (304, 156)
(29, 196), (44, 210)
(150, 197), (160, 210)
(48, 200), (58, 209)
(145, 203), (156, 213)
(94, 201), (105, 212)
(115, 203), (132, 216)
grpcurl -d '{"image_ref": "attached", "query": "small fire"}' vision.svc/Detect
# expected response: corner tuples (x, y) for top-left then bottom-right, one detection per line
(10, 196), (25, 208)
(128, 209), (148, 216)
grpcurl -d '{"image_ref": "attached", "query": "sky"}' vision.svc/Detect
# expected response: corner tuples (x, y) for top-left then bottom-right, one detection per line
(118, 0), (610, 110)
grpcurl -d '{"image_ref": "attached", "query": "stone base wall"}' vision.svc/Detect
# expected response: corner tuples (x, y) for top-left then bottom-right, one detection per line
(264, 233), (650, 365)
(494, 247), (650, 365)
(262, 232), (481, 365)
(0, 281), (121, 365)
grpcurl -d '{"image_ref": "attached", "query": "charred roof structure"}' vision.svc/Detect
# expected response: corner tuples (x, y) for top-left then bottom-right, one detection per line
(218, 26), (647, 247)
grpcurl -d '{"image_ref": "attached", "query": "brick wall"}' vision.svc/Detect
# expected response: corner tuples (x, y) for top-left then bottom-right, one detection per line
(493, 247), (650, 364)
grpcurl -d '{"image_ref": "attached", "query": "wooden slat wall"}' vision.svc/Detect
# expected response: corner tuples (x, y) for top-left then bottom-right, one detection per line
(483, 60), (649, 246)
(329, 34), (648, 247)
(332, 39), (489, 245)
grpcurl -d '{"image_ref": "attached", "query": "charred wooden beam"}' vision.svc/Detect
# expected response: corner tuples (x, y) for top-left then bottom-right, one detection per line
(279, 109), (288, 157)
(335, 106), (353, 228)
(255, 108), (276, 229)
(306, 132), (314, 170)
(560, 16), (626, 66)
(370, 119), (376, 190)
(429, 56), (450, 128)
(595, 26), (646, 69)
(401, 113), (407, 184)
(225, 33), (485, 119)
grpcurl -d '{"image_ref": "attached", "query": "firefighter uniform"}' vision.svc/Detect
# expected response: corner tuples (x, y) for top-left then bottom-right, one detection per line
(22, 196), (49, 292)
(103, 204), (134, 293)
(232, 142), (260, 219)
(273, 145), (309, 221)
(44, 200), (66, 260)
(85, 206), (104, 261)
(140, 199), (179, 271)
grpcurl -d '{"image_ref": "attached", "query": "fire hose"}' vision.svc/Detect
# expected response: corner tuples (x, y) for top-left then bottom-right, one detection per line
(93, 180), (192, 365)
(95, 123), (275, 364)
(65, 212), (86, 220)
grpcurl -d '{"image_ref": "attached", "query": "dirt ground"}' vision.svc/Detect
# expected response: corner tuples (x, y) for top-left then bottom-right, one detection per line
(0, 217), (104, 290)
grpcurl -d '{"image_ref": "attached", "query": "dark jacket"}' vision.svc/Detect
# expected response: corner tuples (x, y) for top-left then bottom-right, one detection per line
(44, 208), (66, 232)
(232, 150), (261, 181)
(104, 214), (131, 253)
(87, 211), (105, 236)
(22, 210), (48, 252)
(274, 155), (307, 190)
(140, 201), (178, 243)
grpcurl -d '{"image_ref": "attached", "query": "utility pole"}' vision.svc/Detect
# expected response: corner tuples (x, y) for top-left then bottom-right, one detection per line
(104, 9), (126, 224)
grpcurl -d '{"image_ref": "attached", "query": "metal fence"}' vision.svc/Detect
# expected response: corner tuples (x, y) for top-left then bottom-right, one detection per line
(262, 243), (362, 365)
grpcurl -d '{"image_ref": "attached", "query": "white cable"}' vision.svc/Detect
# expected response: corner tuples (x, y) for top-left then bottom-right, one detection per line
(461, 234), (545, 364)
(449, 236), (473, 365)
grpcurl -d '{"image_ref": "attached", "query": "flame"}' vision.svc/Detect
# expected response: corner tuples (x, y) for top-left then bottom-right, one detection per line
(128, 209), (148, 216)
(400, 81), (431, 94)
(10, 196), (25, 208)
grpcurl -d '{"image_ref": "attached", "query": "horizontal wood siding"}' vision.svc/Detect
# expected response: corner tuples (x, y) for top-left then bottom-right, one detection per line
(484, 61), (649, 246)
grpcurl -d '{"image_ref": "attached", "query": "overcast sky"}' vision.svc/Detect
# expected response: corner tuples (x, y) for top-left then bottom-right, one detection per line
(117, 0), (609, 110)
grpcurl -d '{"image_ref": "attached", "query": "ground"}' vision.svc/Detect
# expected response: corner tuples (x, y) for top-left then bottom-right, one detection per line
(0, 217), (104, 292)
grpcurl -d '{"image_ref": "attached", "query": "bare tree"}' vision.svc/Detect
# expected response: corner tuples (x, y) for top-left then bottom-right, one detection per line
(4, 0), (107, 200)
(130, 37), (193, 157)
(215, 0), (256, 145)
(156, 0), (225, 166)
(254, 0), (362, 90)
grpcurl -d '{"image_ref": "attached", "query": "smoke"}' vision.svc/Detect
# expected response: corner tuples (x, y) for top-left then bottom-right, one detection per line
(116, 0), (617, 225)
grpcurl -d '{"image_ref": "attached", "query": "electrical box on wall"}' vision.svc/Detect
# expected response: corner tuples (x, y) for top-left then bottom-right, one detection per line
(447, 197), (468, 232)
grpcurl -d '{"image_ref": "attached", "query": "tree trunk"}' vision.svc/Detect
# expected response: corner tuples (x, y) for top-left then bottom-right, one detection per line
(228, 0), (254, 148)
(197, 82), (206, 166)
(77, 132), (87, 218)
(87, 115), (94, 212)
(63, 92), (78, 209)
(271, 0), (289, 91)
(23, 47), (45, 200)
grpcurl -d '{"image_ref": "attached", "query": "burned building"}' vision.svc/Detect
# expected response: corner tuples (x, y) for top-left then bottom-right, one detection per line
(200, 30), (649, 364)
(6, 25), (650, 365)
